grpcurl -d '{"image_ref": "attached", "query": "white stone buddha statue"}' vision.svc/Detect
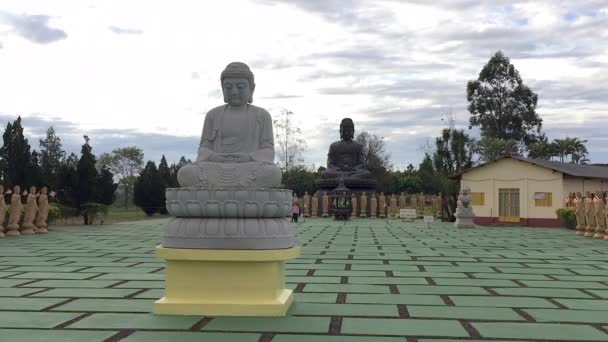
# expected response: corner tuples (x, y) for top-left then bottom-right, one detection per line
(177, 62), (281, 188)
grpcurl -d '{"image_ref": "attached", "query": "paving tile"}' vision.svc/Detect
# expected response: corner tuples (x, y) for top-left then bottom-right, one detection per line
(0, 288), (42, 296)
(203, 317), (330, 333)
(392, 272), (468, 278)
(70, 313), (200, 329)
(347, 294), (445, 305)
(20, 279), (121, 288)
(294, 293), (338, 303)
(397, 285), (489, 295)
(408, 305), (524, 320)
(123, 332), (260, 342)
(0, 311), (81, 328)
(53, 298), (153, 312)
(471, 273), (550, 280)
(588, 289), (608, 298)
(114, 281), (165, 288)
(433, 278), (518, 287)
(347, 277), (427, 285)
(0, 329), (115, 342)
(555, 299), (608, 310)
(273, 335), (406, 342)
(303, 284), (390, 293)
(314, 270), (388, 277)
(450, 296), (557, 308)
(496, 267), (575, 275)
(31, 288), (138, 298)
(286, 276), (341, 283)
(0, 297), (69, 311)
(289, 302), (399, 316)
(493, 287), (591, 298)
(521, 280), (608, 289)
(0, 279), (34, 287)
(341, 318), (469, 337)
(524, 308), (608, 323)
(7, 266), (86, 272)
(472, 322), (608, 341)
(8, 272), (100, 280)
(95, 273), (164, 280)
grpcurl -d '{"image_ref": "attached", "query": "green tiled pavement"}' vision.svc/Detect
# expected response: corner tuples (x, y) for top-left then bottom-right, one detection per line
(0, 218), (607, 341)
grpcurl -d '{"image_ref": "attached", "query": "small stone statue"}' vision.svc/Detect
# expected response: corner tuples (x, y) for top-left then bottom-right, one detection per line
(418, 192), (425, 215)
(574, 192), (586, 235)
(0, 185), (6, 238)
(584, 193), (596, 237)
(390, 194), (397, 218)
(351, 194), (357, 217)
(593, 193), (605, 239)
(36, 186), (50, 234)
(437, 192), (443, 218)
(370, 193), (377, 218)
(177, 62), (282, 188)
(454, 187), (475, 228)
(410, 194), (417, 209)
(379, 192), (386, 218)
(321, 193), (329, 218)
(399, 192), (406, 210)
(360, 192), (368, 218)
(21, 186), (38, 235)
(302, 192), (310, 217)
(311, 196), (319, 217)
(6, 185), (23, 236)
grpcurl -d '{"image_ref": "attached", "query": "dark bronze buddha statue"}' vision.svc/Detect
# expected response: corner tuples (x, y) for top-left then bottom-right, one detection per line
(316, 118), (376, 192)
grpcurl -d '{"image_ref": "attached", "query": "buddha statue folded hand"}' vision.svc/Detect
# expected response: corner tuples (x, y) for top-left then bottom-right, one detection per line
(177, 62), (281, 188)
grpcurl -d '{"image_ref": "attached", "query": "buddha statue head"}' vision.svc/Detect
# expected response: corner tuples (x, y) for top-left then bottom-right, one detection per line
(41, 186), (47, 195)
(221, 62), (255, 106)
(339, 118), (355, 141)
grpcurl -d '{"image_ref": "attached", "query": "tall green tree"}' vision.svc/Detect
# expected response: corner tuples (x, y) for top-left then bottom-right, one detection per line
(158, 155), (172, 214)
(473, 137), (520, 162)
(0, 117), (32, 187)
(282, 167), (319, 197)
(432, 128), (473, 220)
(134, 161), (164, 216)
(355, 130), (395, 193)
(39, 126), (65, 190)
(77, 136), (99, 224)
(28, 150), (44, 187)
(96, 168), (117, 205)
(527, 140), (554, 160)
(551, 137), (589, 164)
(97, 147), (144, 209)
(169, 156), (189, 188)
(467, 51), (542, 147)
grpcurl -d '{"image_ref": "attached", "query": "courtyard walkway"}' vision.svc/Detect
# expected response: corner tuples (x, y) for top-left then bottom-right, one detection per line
(0, 218), (607, 341)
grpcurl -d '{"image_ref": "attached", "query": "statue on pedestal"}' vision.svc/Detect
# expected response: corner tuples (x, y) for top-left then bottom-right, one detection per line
(593, 193), (606, 239)
(6, 185), (22, 236)
(21, 186), (38, 235)
(351, 194), (357, 217)
(156, 62), (298, 317)
(0, 185), (6, 238)
(418, 192), (425, 216)
(322, 192), (329, 217)
(379, 192), (386, 218)
(390, 194), (397, 218)
(303, 192), (310, 217)
(410, 194), (417, 209)
(574, 192), (586, 235)
(316, 118), (376, 193)
(312, 196), (319, 217)
(584, 193), (596, 237)
(454, 187), (475, 228)
(36, 187), (50, 234)
(360, 192), (367, 218)
(399, 193), (406, 210)
(370, 193), (377, 218)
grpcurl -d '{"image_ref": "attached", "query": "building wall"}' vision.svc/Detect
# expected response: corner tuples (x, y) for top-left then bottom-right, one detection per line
(563, 176), (607, 195)
(461, 158), (564, 227)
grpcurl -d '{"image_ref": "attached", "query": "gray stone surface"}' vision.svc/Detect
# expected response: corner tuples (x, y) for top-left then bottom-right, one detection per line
(162, 217), (295, 249)
(166, 188), (292, 218)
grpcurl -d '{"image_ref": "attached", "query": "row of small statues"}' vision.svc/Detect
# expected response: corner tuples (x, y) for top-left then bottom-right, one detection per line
(297, 192), (443, 218)
(0, 185), (53, 238)
(572, 192), (608, 240)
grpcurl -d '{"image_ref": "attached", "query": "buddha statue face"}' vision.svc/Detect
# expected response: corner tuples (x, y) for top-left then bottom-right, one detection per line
(339, 119), (354, 141)
(221, 62), (255, 106)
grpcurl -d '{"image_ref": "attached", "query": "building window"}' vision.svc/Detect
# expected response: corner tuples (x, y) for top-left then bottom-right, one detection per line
(471, 192), (485, 206)
(534, 192), (552, 207)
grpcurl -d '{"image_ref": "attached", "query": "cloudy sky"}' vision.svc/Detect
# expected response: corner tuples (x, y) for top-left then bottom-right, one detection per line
(1, 0), (607, 169)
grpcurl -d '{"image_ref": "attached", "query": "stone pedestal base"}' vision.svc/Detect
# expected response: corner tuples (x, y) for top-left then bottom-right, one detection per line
(36, 228), (48, 234)
(20, 228), (36, 235)
(584, 229), (596, 237)
(154, 246), (300, 316)
(454, 215), (475, 228)
(593, 231), (606, 239)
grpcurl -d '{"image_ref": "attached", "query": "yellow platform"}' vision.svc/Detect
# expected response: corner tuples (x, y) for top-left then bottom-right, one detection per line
(154, 245), (300, 316)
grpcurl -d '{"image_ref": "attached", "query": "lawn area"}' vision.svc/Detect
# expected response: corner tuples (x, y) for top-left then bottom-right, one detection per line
(0, 218), (607, 341)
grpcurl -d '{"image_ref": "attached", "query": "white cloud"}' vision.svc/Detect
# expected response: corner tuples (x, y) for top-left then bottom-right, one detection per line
(0, 0), (607, 166)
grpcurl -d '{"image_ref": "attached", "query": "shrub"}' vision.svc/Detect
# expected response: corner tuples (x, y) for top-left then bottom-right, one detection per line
(556, 207), (576, 230)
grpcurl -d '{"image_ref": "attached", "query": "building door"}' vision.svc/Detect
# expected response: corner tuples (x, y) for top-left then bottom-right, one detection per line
(499, 188), (520, 223)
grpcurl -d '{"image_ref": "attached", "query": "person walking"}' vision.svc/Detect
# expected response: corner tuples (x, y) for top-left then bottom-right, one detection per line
(291, 202), (300, 223)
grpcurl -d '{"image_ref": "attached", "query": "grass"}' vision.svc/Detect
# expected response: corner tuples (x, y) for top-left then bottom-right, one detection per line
(51, 206), (169, 226)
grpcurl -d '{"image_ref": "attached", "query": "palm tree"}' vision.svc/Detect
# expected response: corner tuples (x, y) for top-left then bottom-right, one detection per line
(527, 141), (554, 160)
(565, 137), (588, 163)
(551, 138), (569, 162)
